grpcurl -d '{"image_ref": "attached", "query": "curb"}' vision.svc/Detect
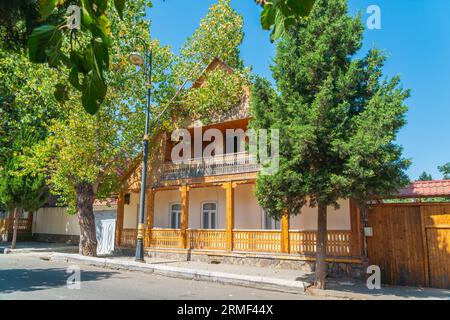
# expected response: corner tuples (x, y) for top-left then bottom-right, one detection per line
(1, 246), (78, 255)
(50, 252), (309, 294)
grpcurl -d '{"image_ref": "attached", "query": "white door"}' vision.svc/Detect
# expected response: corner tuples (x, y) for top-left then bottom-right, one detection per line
(95, 210), (116, 255)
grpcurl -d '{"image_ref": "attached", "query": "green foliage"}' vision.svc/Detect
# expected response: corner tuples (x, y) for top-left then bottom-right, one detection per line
(418, 171), (433, 181)
(26, 0), (173, 214)
(256, 0), (315, 42)
(176, 0), (244, 82)
(438, 163), (450, 180)
(250, 0), (410, 218)
(186, 68), (246, 124)
(0, 0), (41, 50)
(0, 47), (59, 166)
(0, 132), (50, 213)
(25, 0), (150, 114)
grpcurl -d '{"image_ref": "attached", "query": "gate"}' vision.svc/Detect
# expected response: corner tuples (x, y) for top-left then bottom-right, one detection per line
(95, 211), (116, 255)
(367, 203), (450, 289)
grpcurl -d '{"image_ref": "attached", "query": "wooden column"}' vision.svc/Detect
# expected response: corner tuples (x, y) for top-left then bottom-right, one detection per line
(145, 188), (155, 247)
(281, 209), (290, 253)
(350, 199), (364, 257)
(115, 192), (125, 247)
(224, 181), (235, 251)
(180, 185), (189, 249)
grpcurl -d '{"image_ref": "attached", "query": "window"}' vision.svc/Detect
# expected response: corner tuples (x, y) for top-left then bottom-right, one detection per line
(262, 209), (280, 230)
(170, 203), (181, 229)
(202, 202), (217, 229)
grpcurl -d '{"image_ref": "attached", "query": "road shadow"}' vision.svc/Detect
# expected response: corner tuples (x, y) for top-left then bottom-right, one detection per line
(0, 267), (119, 294)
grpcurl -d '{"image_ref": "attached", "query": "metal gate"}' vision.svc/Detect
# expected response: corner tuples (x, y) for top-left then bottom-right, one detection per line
(95, 211), (116, 255)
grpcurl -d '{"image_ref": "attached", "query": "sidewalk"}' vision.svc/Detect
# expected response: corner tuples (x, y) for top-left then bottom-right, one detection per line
(48, 252), (450, 300)
(0, 242), (78, 254)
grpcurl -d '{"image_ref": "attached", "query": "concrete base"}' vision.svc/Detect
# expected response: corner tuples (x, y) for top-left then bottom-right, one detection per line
(33, 233), (79, 245)
(116, 247), (364, 279)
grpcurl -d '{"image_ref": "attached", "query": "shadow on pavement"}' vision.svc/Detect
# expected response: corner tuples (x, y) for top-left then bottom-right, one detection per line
(0, 267), (119, 294)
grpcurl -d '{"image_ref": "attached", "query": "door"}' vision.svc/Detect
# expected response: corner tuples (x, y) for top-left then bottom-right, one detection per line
(95, 210), (116, 255)
(425, 213), (450, 289)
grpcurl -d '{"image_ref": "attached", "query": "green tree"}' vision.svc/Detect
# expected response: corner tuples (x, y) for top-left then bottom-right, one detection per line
(418, 171), (433, 181)
(0, 132), (49, 249)
(438, 163), (450, 180)
(28, 0), (174, 256)
(250, 0), (409, 289)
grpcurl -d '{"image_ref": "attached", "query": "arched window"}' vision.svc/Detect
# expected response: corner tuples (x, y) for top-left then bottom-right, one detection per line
(202, 202), (217, 229)
(170, 203), (181, 229)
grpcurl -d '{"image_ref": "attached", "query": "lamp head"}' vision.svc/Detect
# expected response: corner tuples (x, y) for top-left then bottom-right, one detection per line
(128, 52), (145, 66)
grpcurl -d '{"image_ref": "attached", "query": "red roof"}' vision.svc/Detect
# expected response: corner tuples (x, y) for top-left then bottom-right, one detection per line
(93, 197), (118, 208)
(397, 180), (450, 198)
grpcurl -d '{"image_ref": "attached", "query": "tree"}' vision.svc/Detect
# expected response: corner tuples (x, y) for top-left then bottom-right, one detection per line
(418, 172), (433, 181)
(27, 0), (175, 256)
(250, 0), (409, 289)
(171, 0), (247, 125)
(438, 163), (450, 180)
(255, 0), (316, 41)
(0, 133), (49, 249)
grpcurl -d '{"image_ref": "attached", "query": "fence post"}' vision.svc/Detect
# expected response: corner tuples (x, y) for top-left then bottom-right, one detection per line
(281, 209), (290, 253)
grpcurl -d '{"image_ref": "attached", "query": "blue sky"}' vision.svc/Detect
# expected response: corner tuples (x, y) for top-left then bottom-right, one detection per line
(147, 0), (450, 180)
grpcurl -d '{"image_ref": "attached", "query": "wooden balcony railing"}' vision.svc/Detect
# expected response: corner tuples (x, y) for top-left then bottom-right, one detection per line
(189, 229), (227, 250)
(233, 230), (282, 253)
(160, 152), (260, 181)
(289, 230), (351, 256)
(148, 228), (182, 248)
(120, 228), (353, 257)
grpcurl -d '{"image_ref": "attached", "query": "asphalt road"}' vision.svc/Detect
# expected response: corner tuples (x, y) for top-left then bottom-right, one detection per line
(0, 253), (319, 300)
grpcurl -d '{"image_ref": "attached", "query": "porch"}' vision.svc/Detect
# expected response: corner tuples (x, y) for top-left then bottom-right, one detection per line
(115, 178), (363, 261)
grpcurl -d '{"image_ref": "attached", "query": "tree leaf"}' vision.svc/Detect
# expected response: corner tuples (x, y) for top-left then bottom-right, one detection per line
(81, 70), (107, 115)
(38, 0), (58, 20)
(114, 0), (126, 20)
(28, 25), (62, 63)
(260, 5), (276, 30)
(69, 67), (82, 90)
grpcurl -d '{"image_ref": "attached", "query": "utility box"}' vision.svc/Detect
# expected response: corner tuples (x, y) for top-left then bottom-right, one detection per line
(364, 227), (373, 237)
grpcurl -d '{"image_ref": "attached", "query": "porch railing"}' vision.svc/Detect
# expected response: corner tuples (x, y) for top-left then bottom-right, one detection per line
(233, 230), (281, 253)
(120, 228), (352, 257)
(289, 230), (351, 256)
(189, 229), (227, 250)
(148, 228), (182, 248)
(0, 219), (7, 241)
(160, 152), (260, 181)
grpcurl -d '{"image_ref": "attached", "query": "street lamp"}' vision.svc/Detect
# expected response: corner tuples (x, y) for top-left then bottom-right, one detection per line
(128, 44), (152, 262)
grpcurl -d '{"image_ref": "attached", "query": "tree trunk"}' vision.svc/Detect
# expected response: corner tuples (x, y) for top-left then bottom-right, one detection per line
(315, 203), (328, 289)
(76, 182), (97, 256)
(11, 208), (19, 249)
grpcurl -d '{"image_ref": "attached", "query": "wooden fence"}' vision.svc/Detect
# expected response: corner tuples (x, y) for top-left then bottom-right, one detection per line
(121, 228), (353, 257)
(367, 203), (450, 289)
(0, 219), (7, 241)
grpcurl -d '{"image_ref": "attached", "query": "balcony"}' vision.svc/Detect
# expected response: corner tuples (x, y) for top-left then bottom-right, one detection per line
(160, 152), (260, 181)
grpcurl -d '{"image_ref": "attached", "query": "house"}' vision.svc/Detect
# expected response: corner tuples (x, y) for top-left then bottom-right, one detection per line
(115, 59), (365, 277)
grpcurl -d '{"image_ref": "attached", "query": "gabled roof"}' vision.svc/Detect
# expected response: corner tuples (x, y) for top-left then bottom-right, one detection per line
(396, 180), (450, 198)
(192, 57), (234, 89)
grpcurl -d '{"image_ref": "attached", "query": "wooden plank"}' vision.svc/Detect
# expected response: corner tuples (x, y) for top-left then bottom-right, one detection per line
(224, 182), (235, 251)
(180, 185), (189, 249)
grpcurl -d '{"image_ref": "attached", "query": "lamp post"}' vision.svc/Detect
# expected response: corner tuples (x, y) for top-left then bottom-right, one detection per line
(128, 44), (152, 262)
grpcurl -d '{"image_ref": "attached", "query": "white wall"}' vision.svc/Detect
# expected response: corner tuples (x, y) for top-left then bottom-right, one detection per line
(124, 185), (351, 231)
(290, 199), (351, 230)
(34, 207), (80, 235)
